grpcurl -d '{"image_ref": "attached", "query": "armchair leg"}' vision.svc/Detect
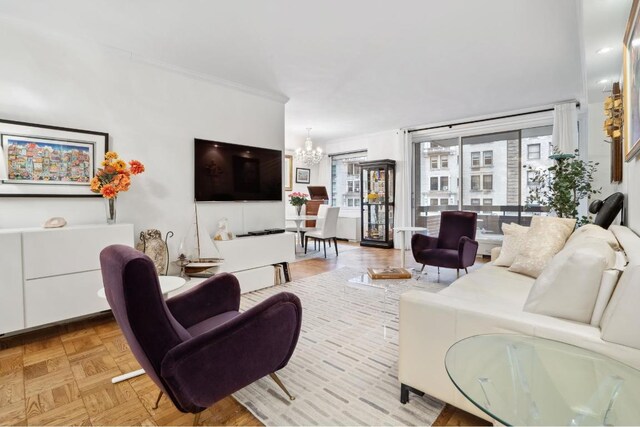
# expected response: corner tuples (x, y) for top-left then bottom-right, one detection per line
(456, 268), (460, 278)
(437, 267), (440, 275)
(152, 390), (163, 409)
(270, 372), (295, 401)
(194, 412), (201, 426)
(420, 264), (426, 273)
(464, 267), (468, 274)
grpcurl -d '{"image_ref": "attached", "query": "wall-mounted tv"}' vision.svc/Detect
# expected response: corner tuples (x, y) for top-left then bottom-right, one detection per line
(194, 138), (282, 202)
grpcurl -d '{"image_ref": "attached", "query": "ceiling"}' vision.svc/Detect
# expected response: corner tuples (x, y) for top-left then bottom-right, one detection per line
(582, 0), (632, 103)
(0, 0), (585, 146)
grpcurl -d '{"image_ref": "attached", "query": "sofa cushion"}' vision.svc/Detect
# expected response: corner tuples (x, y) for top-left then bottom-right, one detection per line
(565, 223), (620, 251)
(440, 264), (534, 309)
(509, 216), (576, 278)
(611, 225), (640, 264)
(600, 263), (640, 349)
(524, 238), (616, 323)
(494, 223), (529, 267)
(590, 269), (621, 327)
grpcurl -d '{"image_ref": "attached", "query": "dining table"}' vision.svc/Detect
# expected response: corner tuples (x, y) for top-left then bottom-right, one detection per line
(285, 214), (318, 247)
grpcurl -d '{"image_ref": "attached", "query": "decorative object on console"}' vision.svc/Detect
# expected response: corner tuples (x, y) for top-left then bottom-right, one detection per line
(589, 192), (625, 229)
(525, 149), (599, 226)
(135, 229), (173, 275)
(624, 1), (640, 161)
(43, 217), (67, 228)
(604, 82), (623, 182)
(284, 154), (293, 191)
(213, 217), (234, 241)
(178, 203), (224, 277)
(294, 128), (323, 165)
(295, 167), (310, 184)
(91, 151), (145, 224)
(0, 118), (108, 197)
(288, 191), (309, 216)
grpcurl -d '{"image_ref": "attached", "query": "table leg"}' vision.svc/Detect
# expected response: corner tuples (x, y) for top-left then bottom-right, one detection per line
(400, 231), (406, 269)
(111, 368), (145, 384)
(296, 221), (303, 247)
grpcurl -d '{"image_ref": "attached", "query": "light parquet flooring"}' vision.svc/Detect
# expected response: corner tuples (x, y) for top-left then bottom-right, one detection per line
(0, 242), (488, 426)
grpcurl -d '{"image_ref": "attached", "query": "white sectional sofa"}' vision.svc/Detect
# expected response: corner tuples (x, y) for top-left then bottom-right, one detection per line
(398, 225), (640, 421)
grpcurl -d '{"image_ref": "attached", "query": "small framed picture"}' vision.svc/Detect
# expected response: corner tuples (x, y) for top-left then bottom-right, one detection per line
(284, 154), (293, 191)
(296, 167), (310, 184)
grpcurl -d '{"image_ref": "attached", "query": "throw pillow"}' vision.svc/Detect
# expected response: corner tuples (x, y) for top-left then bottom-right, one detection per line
(509, 216), (576, 278)
(565, 223), (621, 251)
(523, 238), (616, 323)
(493, 223), (529, 267)
(590, 269), (621, 326)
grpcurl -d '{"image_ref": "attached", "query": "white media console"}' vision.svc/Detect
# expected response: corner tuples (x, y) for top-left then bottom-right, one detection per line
(0, 224), (134, 335)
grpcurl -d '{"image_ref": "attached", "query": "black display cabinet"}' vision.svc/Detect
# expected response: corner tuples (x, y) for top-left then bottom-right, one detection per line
(359, 159), (395, 248)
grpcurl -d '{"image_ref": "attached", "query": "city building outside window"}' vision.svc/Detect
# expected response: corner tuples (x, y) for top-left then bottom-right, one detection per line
(483, 150), (493, 166)
(330, 151), (367, 210)
(430, 176), (439, 190)
(527, 143), (541, 160)
(430, 198), (439, 206)
(527, 170), (536, 186)
(471, 198), (481, 205)
(471, 152), (481, 167)
(483, 198), (493, 206)
(430, 156), (439, 169)
(440, 176), (449, 191)
(470, 175), (481, 191)
(483, 174), (493, 190)
(440, 198), (449, 205)
(440, 155), (448, 168)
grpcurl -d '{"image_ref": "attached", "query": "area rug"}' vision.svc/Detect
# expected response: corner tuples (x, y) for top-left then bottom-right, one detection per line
(290, 241), (361, 262)
(233, 267), (448, 426)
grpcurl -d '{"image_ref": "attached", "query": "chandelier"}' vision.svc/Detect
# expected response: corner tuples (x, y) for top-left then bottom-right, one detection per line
(295, 128), (324, 165)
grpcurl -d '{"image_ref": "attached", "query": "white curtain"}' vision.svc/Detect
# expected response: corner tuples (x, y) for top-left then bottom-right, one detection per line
(552, 102), (578, 154)
(395, 129), (413, 249)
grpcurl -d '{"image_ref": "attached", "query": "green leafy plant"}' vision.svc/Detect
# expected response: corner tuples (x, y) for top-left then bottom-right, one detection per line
(525, 149), (600, 226)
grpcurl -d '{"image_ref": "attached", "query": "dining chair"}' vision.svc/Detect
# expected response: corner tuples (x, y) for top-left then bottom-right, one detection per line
(304, 207), (340, 258)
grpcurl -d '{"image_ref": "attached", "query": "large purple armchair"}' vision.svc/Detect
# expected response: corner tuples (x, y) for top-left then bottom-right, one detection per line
(411, 211), (479, 276)
(99, 245), (302, 424)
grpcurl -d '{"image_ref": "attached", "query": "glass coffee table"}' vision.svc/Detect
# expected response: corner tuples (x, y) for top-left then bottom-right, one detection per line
(445, 334), (640, 426)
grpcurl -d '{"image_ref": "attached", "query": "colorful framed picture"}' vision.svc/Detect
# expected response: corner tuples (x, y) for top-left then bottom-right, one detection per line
(296, 167), (310, 184)
(284, 154), (293, 191)
(0, 119), (108, 197)
(623, 0), (640, 161)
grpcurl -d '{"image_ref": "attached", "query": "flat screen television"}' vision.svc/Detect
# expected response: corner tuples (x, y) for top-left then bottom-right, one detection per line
(194, 138), (282, 201)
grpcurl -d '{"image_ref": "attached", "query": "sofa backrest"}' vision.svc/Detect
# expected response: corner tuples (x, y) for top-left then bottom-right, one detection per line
(600, 226), (640, 349)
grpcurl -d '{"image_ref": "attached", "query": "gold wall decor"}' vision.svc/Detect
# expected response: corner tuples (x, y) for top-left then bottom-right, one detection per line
(605, 82), (624, 183)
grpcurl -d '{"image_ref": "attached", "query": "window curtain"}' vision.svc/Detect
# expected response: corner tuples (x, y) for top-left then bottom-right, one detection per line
(552, 102), (578, 154)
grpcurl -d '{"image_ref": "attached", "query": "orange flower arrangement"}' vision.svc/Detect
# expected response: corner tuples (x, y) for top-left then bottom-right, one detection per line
(91, 151), (145, 199)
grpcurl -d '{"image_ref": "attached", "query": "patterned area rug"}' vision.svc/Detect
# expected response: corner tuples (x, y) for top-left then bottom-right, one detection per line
(233, 267), (447, 426)
(290, 241), (361, 262)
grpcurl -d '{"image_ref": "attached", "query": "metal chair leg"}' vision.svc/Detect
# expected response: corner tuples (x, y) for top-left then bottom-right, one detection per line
(305, 236), (308, 254)
(420, 264), (426, 273)
(334, 237), (338, 256)
(152, 390), (163, 409)
(464, 267), (468, 274)
(437, 267), (440, 275)
(323, 240), (327, 258)
(456, 268), (460, 278)
(270, 372), (295, 400)
(194, 412), (201, 426)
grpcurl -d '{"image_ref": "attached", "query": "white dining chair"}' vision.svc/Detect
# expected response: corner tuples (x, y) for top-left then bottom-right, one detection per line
(304, 207), (340, 258)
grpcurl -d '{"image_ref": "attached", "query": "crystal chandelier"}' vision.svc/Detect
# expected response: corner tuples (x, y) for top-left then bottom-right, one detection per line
(295, 128), (324, 165)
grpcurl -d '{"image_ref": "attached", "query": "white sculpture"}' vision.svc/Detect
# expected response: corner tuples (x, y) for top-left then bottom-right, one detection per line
(213, 217), (234, 241)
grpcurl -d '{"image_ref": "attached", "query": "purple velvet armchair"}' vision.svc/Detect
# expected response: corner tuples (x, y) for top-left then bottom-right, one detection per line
(411, 211), (479, 276)
(99, 245), (302, 424)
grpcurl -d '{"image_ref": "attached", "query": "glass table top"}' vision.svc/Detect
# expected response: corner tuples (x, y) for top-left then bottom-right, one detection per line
(445, 334), (640, 426)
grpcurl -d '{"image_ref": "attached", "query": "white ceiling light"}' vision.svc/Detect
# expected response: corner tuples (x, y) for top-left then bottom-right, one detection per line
(295, 128), (324, 166)
(633, 39), (640, 47)
(598, 78), (609, 84)
(596, 46), (612, 54)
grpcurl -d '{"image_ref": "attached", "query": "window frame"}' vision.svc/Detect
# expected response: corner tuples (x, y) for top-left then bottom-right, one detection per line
(527, 143), (541, 160)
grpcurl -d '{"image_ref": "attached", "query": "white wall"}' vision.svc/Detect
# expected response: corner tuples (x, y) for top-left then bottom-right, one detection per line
(283, 149), (320, 217)
(587, 101), (616, 198)
(0, 18), (285, 257)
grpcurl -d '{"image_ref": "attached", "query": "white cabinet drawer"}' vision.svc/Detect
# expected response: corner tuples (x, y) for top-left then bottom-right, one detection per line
(22, 224), (133, 279)
(0, 232), (25, 334)
(25, 270), (109, 328)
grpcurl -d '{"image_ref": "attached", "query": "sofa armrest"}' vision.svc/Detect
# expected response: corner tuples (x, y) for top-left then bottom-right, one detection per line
(166, 273), (240, 328)
(491, 246), (502, 262)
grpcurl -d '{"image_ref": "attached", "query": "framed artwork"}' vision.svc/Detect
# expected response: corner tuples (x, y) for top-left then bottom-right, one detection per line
(0, 119), (108, 197)
(284, 154), (293, 191)
(623, 0), (640, 161)
(296, 167), (310, 184)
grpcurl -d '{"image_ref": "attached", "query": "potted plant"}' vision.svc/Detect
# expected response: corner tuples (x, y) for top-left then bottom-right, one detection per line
(525, 149), (600, 226)
(288, 192), (309, 216)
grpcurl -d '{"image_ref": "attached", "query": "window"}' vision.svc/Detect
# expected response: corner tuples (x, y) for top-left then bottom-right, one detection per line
(483, 174), (493, 190)
(483, 150), (493, 166)
(483, 198), (493, 206)
(471, 198), (481, 205)
(470, 175), (481, 191)
(430, 177), (439, 190)
(330, 151), (367, 209)
(440, 155), (448, 168)
(527, 143), (541, 160)
(440, 198), (449, 205)
(430, 156), (439, 169)
(440, 176), (449, 191)
(430, 198), (439, 206)
(527, 170), (536, 185)
(471, 152), (481, 167)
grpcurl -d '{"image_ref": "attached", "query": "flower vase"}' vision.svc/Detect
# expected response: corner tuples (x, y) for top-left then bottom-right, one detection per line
(105, 197), (117, 224)
(295, 205), (302, 216)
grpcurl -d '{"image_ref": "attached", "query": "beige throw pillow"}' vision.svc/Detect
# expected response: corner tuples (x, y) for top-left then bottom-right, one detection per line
(565, 223), (621, 251)
(509, 216), (576, 278)
(524, 238), (616, 323)
(494, 223), (529, 267)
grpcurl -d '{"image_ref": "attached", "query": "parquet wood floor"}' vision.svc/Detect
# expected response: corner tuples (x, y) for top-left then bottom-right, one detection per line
(0, 242), (488, 426)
